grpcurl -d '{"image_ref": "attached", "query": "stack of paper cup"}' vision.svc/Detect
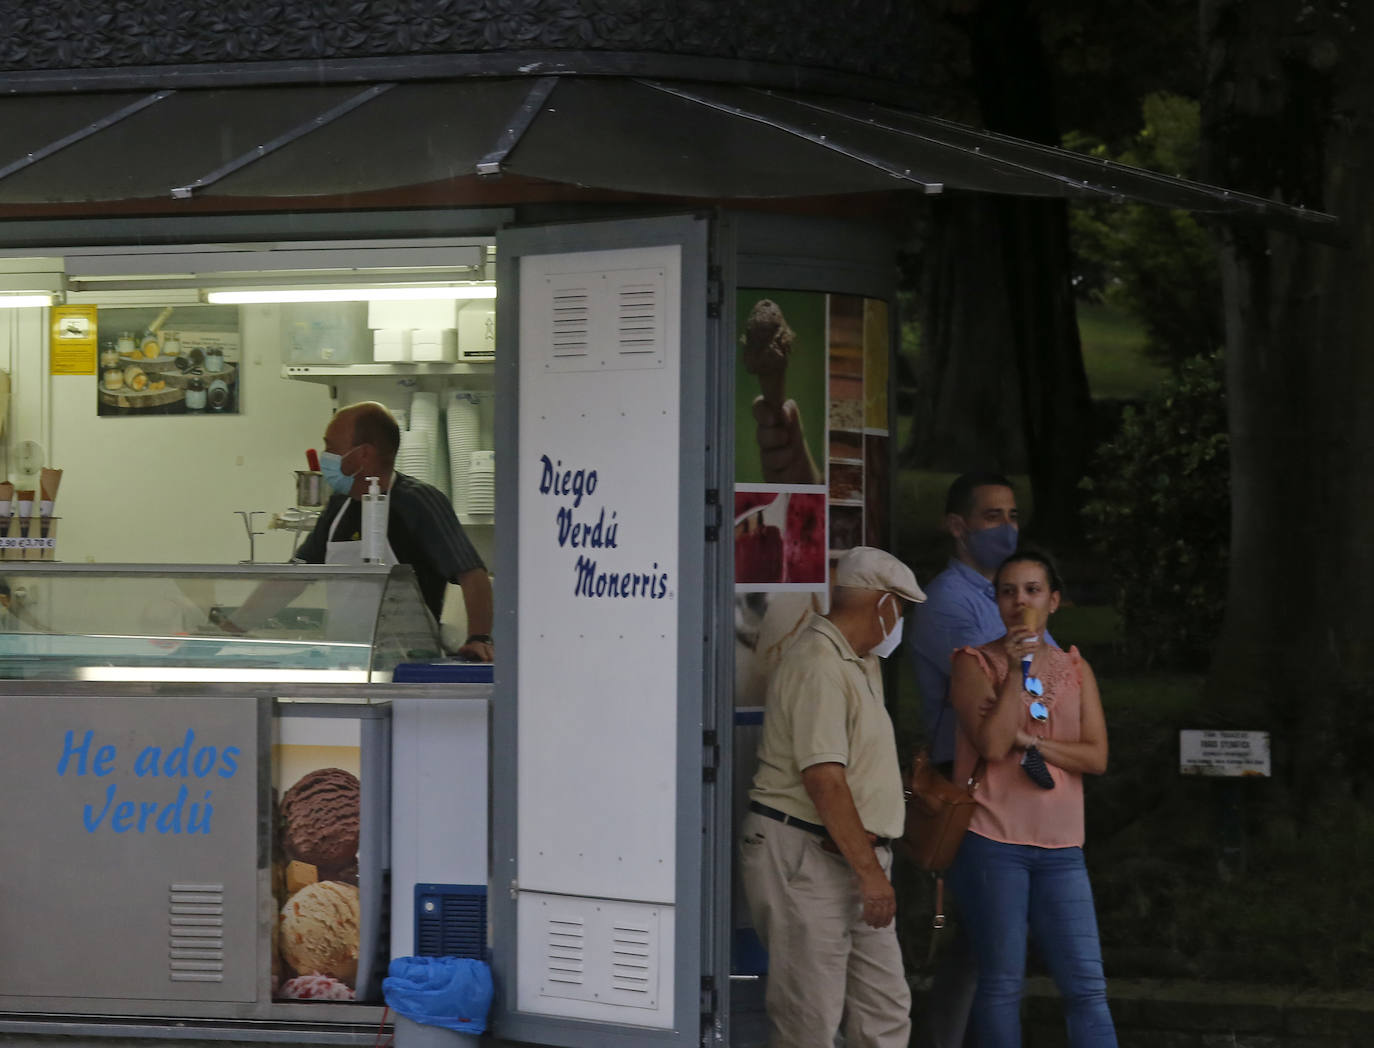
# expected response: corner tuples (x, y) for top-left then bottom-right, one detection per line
(447, 391), (481, 518)
(396, 426), (435, 486)
(410, 391), (439, 431)
(401, 392), (444, 493)
(467, 450), (495, 523)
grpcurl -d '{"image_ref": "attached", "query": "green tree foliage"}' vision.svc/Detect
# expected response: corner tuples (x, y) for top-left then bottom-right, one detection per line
(1069, 94), (1224, 372)
(1080, 351), (1228, 669)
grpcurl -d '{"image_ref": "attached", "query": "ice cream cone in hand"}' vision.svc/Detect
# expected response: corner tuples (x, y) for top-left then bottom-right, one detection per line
(741, 299), (794, 408)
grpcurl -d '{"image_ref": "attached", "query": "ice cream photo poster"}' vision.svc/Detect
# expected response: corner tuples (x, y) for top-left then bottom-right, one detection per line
(272, 722), (362, 1002)
(734, 490), (827, 586)
(734, 290), (827, 487)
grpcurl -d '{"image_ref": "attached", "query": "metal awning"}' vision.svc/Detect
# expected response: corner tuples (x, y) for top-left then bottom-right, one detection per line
(0, 76), (1337, 240)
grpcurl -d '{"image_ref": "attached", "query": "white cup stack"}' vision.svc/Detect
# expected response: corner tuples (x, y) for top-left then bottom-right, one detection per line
(396, 426), (435, 486)
(397, 391), (441, 488)
(447, 391), (482, 520)
(467, 450), (495, 523)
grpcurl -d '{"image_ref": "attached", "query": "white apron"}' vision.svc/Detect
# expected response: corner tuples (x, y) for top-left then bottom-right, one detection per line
(325, 490), (396, 642)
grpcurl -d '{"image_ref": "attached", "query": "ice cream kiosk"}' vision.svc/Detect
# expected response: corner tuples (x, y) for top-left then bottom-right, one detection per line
(0, 6), (1333, 1047)
(0, 211), (903, 1048)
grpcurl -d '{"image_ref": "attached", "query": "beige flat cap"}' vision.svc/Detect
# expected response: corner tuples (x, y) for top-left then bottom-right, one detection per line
(833, 546), (926, 603)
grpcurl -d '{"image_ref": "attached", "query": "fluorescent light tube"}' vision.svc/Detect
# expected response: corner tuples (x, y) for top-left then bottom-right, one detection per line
(206, 285), (496, 304)
(78, 667), (371, 683)
(0, 293), (55, 308)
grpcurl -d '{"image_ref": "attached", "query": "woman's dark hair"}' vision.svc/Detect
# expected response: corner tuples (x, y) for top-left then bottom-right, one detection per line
(994, 547), (1065, 595)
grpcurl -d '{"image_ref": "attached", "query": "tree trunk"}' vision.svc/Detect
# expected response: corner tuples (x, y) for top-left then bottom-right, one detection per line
(907, 196), (1028, 475)
(905, 0), (1095, 543)
(994, 194), (1095, 543)
(1201, 0), (1374, 797)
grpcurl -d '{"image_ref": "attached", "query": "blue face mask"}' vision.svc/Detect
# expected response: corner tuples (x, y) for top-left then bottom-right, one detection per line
(965, 522), (1019, 573)
(319, 449), (355, 496)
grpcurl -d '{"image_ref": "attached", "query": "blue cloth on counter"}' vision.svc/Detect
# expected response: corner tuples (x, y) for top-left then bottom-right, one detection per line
(383, 955), (493, 1034)
(392, 661), (494, 684)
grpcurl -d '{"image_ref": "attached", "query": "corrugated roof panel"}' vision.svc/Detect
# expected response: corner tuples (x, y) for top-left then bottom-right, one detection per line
(632, 80), (1080, 199)
(500, 78), (924, 199)
(0, 92), (156, 177)
(0, 76), (1339, 241)
(803, 93), (1337, 236)
(0, 85), (361, 203)
(208, 79), (535, 198)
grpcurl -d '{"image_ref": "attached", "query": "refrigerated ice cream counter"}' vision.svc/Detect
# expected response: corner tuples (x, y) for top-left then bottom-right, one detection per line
(0, 563), (490, 1039)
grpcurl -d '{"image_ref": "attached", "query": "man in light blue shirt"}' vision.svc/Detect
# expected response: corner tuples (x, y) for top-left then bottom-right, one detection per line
(909, 473), (1024, 769)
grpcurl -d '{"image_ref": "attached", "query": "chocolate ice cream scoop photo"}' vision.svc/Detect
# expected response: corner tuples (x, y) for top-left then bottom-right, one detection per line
(279, 767), (360, 874)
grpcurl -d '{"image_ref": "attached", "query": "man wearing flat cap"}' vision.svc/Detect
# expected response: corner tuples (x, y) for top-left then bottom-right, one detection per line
(741, 546), (925, 1048)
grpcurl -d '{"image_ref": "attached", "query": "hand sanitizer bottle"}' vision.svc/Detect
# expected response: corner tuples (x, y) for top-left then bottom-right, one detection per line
(361, 476), (389, 563)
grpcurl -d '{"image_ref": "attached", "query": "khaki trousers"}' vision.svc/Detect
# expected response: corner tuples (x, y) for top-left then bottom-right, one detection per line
(739, 811), (912, 1048)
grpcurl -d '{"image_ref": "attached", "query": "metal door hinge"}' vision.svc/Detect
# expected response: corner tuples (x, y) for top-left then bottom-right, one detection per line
(706, 265), (722, 318)
(702, 730), (719, 783)
(705, 488), (721, 542)
(700, 968), (724, 1045)
(700, 973), (717, 1017)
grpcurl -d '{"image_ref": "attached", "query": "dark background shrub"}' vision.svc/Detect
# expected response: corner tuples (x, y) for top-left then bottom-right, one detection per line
(1080, 351), (1228, 669)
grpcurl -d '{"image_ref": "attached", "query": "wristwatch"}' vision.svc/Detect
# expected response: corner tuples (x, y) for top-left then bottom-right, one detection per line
(464, 633), (493, 646)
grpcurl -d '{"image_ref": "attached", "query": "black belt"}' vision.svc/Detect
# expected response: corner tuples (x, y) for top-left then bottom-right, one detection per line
(749, 800), (891, 848)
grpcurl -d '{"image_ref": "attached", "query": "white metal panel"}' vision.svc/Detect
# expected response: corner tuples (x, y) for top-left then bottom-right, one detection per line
(516, 245), (681, 904)
(516, 892), (674, 1029)
(389, 698), (489, 958)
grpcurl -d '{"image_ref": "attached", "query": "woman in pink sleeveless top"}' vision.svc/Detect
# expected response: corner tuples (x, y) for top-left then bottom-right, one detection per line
(948, 549), (1117, 1047)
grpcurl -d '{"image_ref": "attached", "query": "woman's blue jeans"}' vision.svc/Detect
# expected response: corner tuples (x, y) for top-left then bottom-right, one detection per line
(950, 832), (1117, 1048)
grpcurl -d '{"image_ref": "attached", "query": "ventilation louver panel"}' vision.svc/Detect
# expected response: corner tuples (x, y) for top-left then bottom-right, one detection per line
(534, 897), (660, 1009)
(610, 919), (653, 996)
(616, 282), (660, 364)
(609, 272), (664, 369)
(168, 883), (225, 983)
(550, 285), (591, 365)
(414, 883), (487, 960)
(546, 915), (586, 988)
(541, 268), (667, 372)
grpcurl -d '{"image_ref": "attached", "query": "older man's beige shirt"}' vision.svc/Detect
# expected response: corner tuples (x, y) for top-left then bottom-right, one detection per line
(749, 612), (906, 840)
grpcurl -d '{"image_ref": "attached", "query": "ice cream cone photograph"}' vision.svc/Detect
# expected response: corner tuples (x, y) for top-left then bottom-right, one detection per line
(734, 290), (827, 487)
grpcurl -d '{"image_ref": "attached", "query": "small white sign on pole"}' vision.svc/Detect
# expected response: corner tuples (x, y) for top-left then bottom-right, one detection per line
(1179, 730), (1271, 777)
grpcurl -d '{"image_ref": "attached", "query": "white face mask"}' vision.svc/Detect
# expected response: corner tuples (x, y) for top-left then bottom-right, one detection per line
(871, 594), (904, 659)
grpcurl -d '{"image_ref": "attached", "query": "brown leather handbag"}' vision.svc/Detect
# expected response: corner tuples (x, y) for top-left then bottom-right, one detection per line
(902, 748), (984, 873)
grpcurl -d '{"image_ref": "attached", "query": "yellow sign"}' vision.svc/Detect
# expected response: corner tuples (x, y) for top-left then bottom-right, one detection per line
(50, 305), (98, 375)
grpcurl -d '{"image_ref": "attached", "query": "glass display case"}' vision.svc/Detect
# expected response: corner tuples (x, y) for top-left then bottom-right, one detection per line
(0, 563), (441, 682)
